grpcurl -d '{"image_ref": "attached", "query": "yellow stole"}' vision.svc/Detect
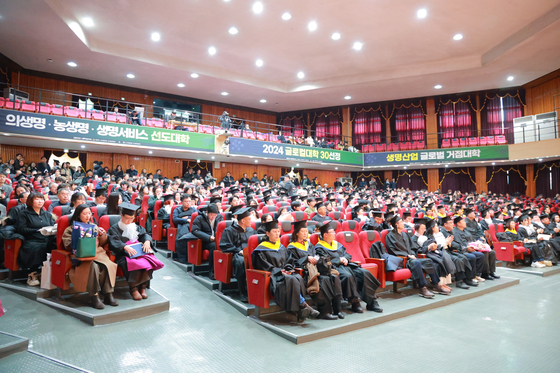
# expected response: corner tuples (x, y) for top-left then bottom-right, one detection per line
(505, 228), (517, 235)
(290, 241), (309, 252)
(437, 212), (446, 218)
(318, 240), (339, 251)
(259, 240), (281, 251)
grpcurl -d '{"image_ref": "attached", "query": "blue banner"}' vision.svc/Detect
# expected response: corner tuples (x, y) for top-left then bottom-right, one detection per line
(228, 137), (363, 166)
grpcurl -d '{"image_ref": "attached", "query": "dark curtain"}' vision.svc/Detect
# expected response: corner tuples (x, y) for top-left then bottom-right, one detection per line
(352, 109), (383, 149)
(487, 165), (526, 195)
(439, 167), (476, 193)
(46, 150), (87, 172)
(536, 161), (560, 197)
(351, 171), (385, 187)
(279, 115), (307, 138)
(396, 170), (428, 190)
(182, 161), (213, 179)
(390, 103), (426, 143)
(436, 98), (477, 145)
(313, 111), (342, 142)
(480, 92), (524, 144)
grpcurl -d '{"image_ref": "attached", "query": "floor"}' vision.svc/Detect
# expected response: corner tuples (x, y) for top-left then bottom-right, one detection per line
(0, 253), (559, 373)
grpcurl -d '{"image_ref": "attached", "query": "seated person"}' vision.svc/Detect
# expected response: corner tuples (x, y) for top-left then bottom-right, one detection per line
(286, 221), (343, 320)
(385, 215), (449, 298)
(538, 214), (560, 263)
(440, 216), (480, 288)
(314, 223), (382, 313)
(86, 186), (108, 208)
(156, 194), (175, 230)
(15, 192), (56, 286)
(218, 207), (256, 301)
(256, 213), (273, 234)
(107, 203), (164, 301)
(518, 214), (550, 268)
(62, 204), (118, 309)
(451, 216), (489, 282)
(252, 220), (320, 321)
(275, 206), (294, 222)
(99, 192), (122, 220)
(189, 204), (223, 278)
(5, 191), (29, 225)
(48, 187), (71, 212)
(65, 192), (87, 217)
(362, 210), (389, 232)
(420, 220), (456, 291)
(173, 194), (198, 264)
(311, 202), (329, 223)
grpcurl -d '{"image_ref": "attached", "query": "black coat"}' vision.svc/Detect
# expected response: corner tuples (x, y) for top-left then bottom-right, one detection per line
(191, 212), (224, 242)
(15, 207), (56, 269)
(107, 223), (152, 276)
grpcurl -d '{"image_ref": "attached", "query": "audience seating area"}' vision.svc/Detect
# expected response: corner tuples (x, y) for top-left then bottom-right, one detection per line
(441, 136), (507, 148)
(362, 141), (425, 153)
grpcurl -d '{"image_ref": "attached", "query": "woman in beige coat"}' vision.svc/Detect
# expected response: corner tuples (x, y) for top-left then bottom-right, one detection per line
(62, 204), (118, 309)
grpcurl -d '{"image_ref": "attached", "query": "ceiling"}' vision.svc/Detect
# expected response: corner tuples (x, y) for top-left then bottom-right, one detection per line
(0, 0), (560, 112)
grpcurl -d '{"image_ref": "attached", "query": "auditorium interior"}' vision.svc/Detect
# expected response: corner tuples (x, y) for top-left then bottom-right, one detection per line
(0, 1), (560, 372)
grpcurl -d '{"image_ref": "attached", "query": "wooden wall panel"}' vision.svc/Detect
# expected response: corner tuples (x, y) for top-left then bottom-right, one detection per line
(112, 154), (129, 171)
(85, 152), (113, 172)
(201, 103), (276, 130)
(475, 166), (488, 194)
(128, 155), (183, 179)
(0, 145), (45, 164)
(302, 170), (344, 188)
(525, 74), (560, 115)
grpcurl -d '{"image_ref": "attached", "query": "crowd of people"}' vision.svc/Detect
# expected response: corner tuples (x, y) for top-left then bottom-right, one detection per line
(1, 153), (559, 321)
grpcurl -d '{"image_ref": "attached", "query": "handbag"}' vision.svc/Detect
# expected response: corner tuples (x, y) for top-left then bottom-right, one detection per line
(71, 222), (97, 259)
(40, 253), (57, 290)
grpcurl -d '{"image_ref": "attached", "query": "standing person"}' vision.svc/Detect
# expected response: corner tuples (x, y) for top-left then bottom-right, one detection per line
(219, 111), (231, 130)
(314, 223), (383, 313)
(252, 220), (320, 321)
(222, 172), (235, 188)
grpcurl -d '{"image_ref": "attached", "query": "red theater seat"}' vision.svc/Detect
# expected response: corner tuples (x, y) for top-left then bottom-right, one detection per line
(359, 230), (411, 290)
(375, 143), (386, 152)
(335, 231), (378, 278)
(328, 211), (345, 221)
(479, 136), (488, 146)
(488, 223), (528, 263)
(341, 220), (361, 235)
(495, 135), (507, 145)
(291, 211), (308, 222)
(21, 100), (37, 112)
(486, 136), (495, 145)
(459, 138), (467, 147)
(468, 137), (479, 147)
(441, 139), (451, 148)
(451, 138), (459, 148)
(214, 220), (235, 284)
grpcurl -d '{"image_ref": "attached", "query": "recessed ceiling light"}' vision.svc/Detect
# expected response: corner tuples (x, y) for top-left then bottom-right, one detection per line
(221, 92), (229, 96)
(539, 158), (543, 162)
(282, 12), (291, 20)
(335, 167), (338, 170)
(211, 156), (215, 159)
(228, 27), (238, 35)
(297, 71), (305, 79)
(149, 151), (153, 154)
(191, 73), (199, 78)
(67, 61), (77, 67)
(252, 2), (263, 14)
(121, 97), (125, 100)
(331, 32), (341, 40)
(80, 145), (85, 149)
(81, 17), (94, 27)
(260, 99), (267, 103)
(445, 164), (449, 167)
(453, 33), (463, 41)
(492, 162), (496, 165)
(308, 21), (317, 31)
(208, 46), (217, 55)
(255, 59), (264, 67)
(177, 83), (185, 88)
(417, 9), (427, 19)
(352, 42), (363, 50)
(344, 95), (351, 100)
(507, 76), (514, 81)
(88, 92), (92, 96)
(434, 84), (443, 89)
(255, 160), (259, 163)
(404, 166), (407, 169)
(296, 164), (300, 167)
(126, 73), (135, 79)
(151, 32), (161, 41)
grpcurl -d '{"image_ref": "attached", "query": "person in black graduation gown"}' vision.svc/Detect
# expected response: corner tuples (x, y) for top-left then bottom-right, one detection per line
(385, 216), (449, 297)
(172, 194), (197, 264)
(190, 204), (223, 278)
(540, 214), (560, 263)
(420, 220), (456, 293)
(251, 220), (320, 321)
(314, 223), (383, 313)
(362, 210), (390, 232)
(452, 215), (499, 280)
(441, 217), (479, 288)
(107, 203), (164, 301)
(219, 207), (256, 301)
(517, 214), (548, 267)
(311, 202), (330, 224)
(286, 221), (343, 320)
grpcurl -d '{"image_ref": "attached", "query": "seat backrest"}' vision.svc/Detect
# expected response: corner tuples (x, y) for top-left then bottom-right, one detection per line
(154, 200), (163, 216)
(280, 234), (291, 248)
(488, 223), (499, 242)
(263, 205), (277, 214)
(246, 234), (266, 270)
(44, 200), (52, 211)
(336, 231), (365, 262)
(280, 220), (294, 235)
(6, 199), (18, 214)
(189, 211), (199, 230)
(291, 211), (308, 221)
(53, 205), (71, 219)
(380, 229), (390, 246)
(328, 211), (343, 220)
(56, 215), (71, 251)
(310, 233), (319, 246)
(341, 220), (360, 234)
(359, 230), (381, 258)
(329, 220), (342, 233)
(169, 206), (178, 228)
(216, 220), (234, 249)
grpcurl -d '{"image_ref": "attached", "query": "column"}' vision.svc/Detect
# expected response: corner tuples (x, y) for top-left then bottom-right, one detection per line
(475, 166), (488, 193)
(425, 98), (438, 149)
(427, 168), (439, 192)
(525, 164), (536, 198)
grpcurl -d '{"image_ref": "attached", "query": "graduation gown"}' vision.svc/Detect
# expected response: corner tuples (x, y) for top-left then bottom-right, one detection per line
(385, 230), (436, 278)
(219, 223), (256, 293)
(420, 235), (456, 278)
(368, 241), (403, 272)
(251, 240), (306, 313)
(311, 213), (329, 224)
(518, 225), (546, 262)
(286, 240), (340, 311)
(361, 219), (389, 232)
(156, 207), (171, 230)
(441, 227), (472, 279)
(315, 240), (379, 306)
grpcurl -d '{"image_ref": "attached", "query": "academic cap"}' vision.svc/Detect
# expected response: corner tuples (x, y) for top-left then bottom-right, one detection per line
(119, 202), (141, 216)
